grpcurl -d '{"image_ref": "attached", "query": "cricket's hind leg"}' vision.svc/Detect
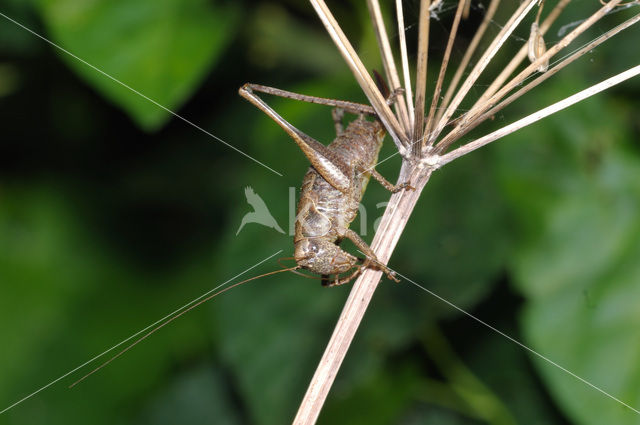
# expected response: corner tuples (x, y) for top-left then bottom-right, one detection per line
(295, 237), (359, 278)
(322, 254), (393, 287)
(240, 84), (357, 194)
(321, 263), (365, 287)
(241, 83), (376, 116)
(353, 161), (415, 194)
(366, 166), (415, 193)
(344, 229), (400, 282)
(320, 252), (366, 287)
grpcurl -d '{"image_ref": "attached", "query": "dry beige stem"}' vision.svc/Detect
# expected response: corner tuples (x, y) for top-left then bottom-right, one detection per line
(462, 0), (472, 20)
(440, 64), (640, 165)
(396, 0), (415, 129)
(431, 0), (538, 142)
(423, 0), (466, 148)
(465, 12), (640, 142)
(435, 0), (623, 154)
(413, 0), (431, 148)
(435, 0), (501, 125)
(528, 22), (549, 73)
(474, 0), (572, 110)
(367, 0), (411, 133)
(309, 0), (408, 150)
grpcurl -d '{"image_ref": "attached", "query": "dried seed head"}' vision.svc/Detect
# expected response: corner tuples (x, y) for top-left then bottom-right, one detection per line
(528, 22), (549, 73)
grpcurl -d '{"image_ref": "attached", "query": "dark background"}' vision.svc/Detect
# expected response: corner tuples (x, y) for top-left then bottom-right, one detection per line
(1, 1), (639, 424)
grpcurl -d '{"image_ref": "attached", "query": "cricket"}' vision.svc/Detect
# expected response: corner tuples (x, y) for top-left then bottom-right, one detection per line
(239, 82), (413, 286)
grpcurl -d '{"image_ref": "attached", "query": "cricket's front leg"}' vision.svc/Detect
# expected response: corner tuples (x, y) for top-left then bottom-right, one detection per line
(344, 229), (399, 282)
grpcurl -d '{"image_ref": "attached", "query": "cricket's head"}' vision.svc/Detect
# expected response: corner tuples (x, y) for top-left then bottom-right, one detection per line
(294, 237), (358, 276)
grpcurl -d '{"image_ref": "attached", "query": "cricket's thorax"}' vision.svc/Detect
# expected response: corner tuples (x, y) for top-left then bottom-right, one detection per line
(294, 118), (385, 275)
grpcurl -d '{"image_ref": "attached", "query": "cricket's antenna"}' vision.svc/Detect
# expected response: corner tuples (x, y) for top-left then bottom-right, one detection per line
(68, 265), (300, 389)
(278, 256), (324, 280)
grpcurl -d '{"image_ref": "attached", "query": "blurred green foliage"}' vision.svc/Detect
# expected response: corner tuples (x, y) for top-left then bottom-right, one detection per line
(38, 0), (240, 130)
(1, 1), (639, 425)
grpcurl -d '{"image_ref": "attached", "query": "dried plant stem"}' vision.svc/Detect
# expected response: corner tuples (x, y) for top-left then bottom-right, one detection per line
(413, 0), (431, 148)
(396, 0), (415, 130)
(367, 0), (411, 133)
(431, 0), (538, 141)
(423, 0), (466, 147)
(436, 0), (501, 124)
(475, 0), (572, 107)
(462, 0), (472, 19)
(310, 0), (408, 150)
(461, 12), (640, 141)
(480, 0), (620, 110)
(439, 63), (640, 165)
(436, 0), (622, 153)
(292, 162), (433, 425)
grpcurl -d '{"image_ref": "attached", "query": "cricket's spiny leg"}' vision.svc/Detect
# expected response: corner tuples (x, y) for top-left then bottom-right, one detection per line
(344, 229), (399, 282)
(323, 264), (364, 287)
(328, 255), (371, 287)
(322, 257), (370, 287)
(369, 168), (415, 193)
(332, 108), (345, 136)
(355, 164), (415, 193)
(242, 83), (376, 116)
(239, 85), (351, 193)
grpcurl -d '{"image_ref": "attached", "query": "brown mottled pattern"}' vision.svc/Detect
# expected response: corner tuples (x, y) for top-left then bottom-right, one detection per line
(294, 117), (385, 276)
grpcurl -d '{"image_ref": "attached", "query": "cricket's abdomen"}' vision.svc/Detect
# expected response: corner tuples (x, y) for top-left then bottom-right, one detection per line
(294, 118), (385, 276)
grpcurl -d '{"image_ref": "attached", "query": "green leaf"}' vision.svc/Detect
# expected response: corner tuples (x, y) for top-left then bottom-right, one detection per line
(467, 329), (571, 424)
(0, 189), (90, 403)
(139, 364), (242, 425)
(36, 0), (239, 130)
(320, 365), (421, 425)
(516, 152), (640, 425)
(246, 4), (344, 75)
(394, 150), (512, 320)
(496, 79), (640, 425)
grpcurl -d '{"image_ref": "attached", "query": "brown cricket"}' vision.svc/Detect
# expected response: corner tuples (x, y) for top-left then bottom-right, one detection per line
(239, 83), (412, 286)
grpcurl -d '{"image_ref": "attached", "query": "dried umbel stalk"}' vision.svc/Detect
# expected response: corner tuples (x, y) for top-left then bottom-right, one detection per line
(528, 22), (549, 72)
(528, 1), (548, 72)
(294, 1), (640, 424)
(463, 0), (472, 19)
